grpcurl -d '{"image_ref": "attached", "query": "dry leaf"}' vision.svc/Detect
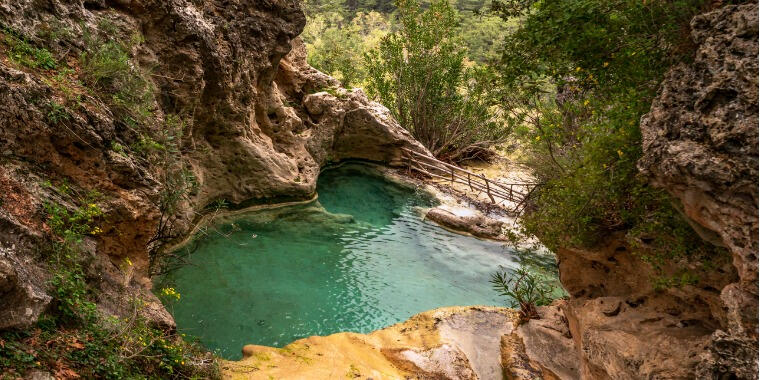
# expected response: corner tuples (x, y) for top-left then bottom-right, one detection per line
(55, 368), (81, 379)
(68, 339), (85, 350)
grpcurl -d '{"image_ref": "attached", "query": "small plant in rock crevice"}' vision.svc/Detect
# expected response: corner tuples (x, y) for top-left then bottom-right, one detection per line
(46, 101), (71, 124)
(491, 265), (557, 321)
(3, 30), (57, 70)
(79, 31), (155, 128)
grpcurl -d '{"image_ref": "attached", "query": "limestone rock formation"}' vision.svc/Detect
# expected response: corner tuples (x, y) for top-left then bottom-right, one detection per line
(554, 3), (758, 379)
(513, 303), (579, 380)
(639, 2), (758, 378)
(0, 0), (427, 329)
(225, 306), (579, 379)
(0, 247), (51, 329)
(640, 2), (758, 333)
(555, 232), (738, 379)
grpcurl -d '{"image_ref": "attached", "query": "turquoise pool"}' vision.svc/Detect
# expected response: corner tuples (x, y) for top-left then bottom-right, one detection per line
(158, 164), (536, 359)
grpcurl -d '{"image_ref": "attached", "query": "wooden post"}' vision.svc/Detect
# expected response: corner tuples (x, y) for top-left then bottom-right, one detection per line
(450, 167), (454, 185)
(482, 175), (495, 203)
(467, 172), (473, 191)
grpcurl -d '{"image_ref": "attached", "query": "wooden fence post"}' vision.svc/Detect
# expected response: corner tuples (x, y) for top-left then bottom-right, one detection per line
(482, 174), (495, 203)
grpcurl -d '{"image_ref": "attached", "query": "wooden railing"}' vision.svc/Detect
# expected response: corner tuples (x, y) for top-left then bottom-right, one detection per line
(401, 147), (539, 214)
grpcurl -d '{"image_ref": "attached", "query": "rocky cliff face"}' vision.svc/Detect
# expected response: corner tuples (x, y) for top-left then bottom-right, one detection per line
(640, 3), (758, 378)
(556, 3), (758, 379)
(640, 1), (758, 338)
(0, 0), (426, 330)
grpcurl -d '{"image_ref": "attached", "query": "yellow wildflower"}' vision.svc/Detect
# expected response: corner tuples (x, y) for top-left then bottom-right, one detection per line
(617, 150), (624, 158)
(161, 287), (181, 301)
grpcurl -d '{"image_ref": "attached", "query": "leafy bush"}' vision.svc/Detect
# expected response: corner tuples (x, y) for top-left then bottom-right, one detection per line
(364, 0), (509, 161)
(491, 0), (729, 284)
(491, 265), (557, 320)
(0, 310), (219, 379)
(303, 0), (509, 67)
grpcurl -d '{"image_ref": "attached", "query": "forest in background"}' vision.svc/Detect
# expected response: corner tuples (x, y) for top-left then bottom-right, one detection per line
(302, 0), (511, 88)
(303, 0), (731, 289)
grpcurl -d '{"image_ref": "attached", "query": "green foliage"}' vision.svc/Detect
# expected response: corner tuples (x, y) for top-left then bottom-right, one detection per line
(4, 33), (57, 70)
(491, 265), (557, 320)
(144, 114), (199, 275)
(46, 101), (71, 124)
(50, 268), (97, 324)
(492, 0), (727, 287)
(302, 0), (509, 86)
(652, 270), (699, 291)
(79, 30), (154, 126)
(37, 19), (75, 47)
(364, 0), (508, 161)
(44, 199), (102, 246)
(303, 11), (390, 87)
(0, 310), (219, 379)
(43, 194), (103, 324)
(210, 199), (230, 211)
(110, 141), (124, 153)
(459, 12), (513, 64)
(0, 191), (218, 379)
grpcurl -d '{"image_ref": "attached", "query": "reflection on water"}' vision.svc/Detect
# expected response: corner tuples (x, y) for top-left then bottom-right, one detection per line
(159, 164), (550, 359)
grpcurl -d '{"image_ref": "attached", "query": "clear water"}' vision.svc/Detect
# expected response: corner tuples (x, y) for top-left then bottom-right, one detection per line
(159, 164), (544, 360)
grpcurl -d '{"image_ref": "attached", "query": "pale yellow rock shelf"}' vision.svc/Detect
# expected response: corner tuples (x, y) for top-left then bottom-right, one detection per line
(221, 306), (519, 380)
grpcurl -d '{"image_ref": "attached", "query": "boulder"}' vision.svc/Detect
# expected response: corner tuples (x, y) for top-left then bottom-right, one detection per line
(425, 206), (506, 240)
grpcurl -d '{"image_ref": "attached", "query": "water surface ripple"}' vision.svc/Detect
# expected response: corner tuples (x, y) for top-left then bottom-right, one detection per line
(159, 164), (523, 359)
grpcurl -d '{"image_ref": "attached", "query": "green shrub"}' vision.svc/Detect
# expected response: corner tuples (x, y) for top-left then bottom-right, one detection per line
(110, 141), (124, 153)
(50, 268), (97, 324)
(364, 0), (509, 162)
(0, 308), (219, 379)
(491, 265), (557, 320)
(46, 101), (71, 124)
(304, 11), (390, 87)
(491, 0), (728, 285)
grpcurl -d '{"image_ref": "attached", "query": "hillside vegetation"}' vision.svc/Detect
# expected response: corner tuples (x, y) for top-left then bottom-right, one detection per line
(304, 0), (732, 284)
